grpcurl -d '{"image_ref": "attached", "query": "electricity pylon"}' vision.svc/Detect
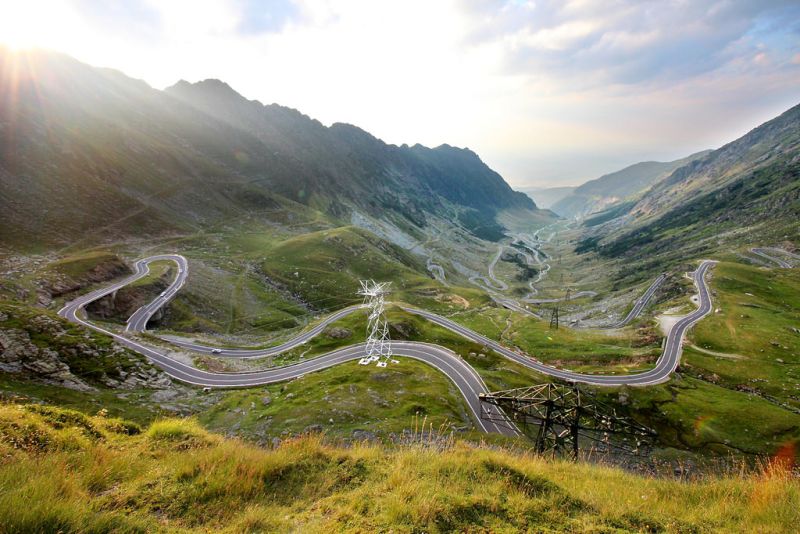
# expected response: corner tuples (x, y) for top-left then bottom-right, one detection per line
(357, 280), (393, 367)
(549, 306), (559, 330)
(480, 382), (656, 460)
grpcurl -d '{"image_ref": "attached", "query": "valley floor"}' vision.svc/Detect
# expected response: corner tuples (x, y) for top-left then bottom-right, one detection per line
(1, 216), (799, 475)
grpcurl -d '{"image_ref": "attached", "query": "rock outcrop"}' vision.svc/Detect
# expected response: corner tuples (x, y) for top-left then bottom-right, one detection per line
(86, 268), (171, 323)
(0, 306), (171, 391)
(42, 255), (131, 298)
(0, 327), (93, 391)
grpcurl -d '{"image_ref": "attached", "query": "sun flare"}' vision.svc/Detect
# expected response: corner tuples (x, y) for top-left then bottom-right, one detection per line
(0, 1), (83, 51)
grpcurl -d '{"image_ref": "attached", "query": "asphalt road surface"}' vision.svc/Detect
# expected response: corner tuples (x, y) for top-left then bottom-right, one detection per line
(58, 254), (716, 434)
(750, 247), (796, 269)
(60, 293), (518, 436)
(155, 305), (366, 358)
(600, 273), (667, 329)
(125, 255), (189, 332)
(404, 261), (715, 386)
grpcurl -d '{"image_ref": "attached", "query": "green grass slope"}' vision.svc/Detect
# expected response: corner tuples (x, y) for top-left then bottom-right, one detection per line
(685, 261), (800, 411)
(260, 226), (431, 308)
(0, 404), (797, 533)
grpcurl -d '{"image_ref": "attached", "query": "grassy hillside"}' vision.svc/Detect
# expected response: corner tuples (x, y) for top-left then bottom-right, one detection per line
(260, 226), (432, 308)
(198, 358), (479, 440)
(0, 403), (797, 533)
(179, 267), (799, 461)
(595, 157), (800, 263)
(38, 251), (132, 300)
(158, 254), (311, 336)
(685, 261), (800, 411)
(10, 244), (797, 459)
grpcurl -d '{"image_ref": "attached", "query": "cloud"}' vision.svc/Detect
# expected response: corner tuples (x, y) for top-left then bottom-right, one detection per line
(72, 1), (162, 42)
(235, 0), (301, 34)
(1, 0), (797, 187)
(459, 0), (800, 88)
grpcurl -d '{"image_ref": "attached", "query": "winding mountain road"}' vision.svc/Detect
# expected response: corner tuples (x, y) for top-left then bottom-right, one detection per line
(58, 255), (716, 435)
(404, 261), (713, 386)
(599, 274), (667, 329)
(472, 225), (664, 329)
(148, 305), (367, 358)
(750, 247), (797, 269)
(125, 255), (189, 332)
(426, 257), (448, 286)
(468, 245), (510, 292)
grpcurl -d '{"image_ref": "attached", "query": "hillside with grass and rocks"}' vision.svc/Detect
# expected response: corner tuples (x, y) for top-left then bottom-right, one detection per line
(576, 103), (800, 267)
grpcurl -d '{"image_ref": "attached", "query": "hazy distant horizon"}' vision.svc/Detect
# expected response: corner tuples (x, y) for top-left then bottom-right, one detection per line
(3, 0), (798, 189)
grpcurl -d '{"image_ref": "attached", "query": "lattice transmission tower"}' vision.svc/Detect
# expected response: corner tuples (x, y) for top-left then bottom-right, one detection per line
(549, 306), (559, 330)
(480, 382), (655, 460)
(357, 280), (393, 367)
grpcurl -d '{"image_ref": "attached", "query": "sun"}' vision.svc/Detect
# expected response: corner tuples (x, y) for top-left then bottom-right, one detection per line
(0, 3), (40, 50)
(1, 30), (38, 51)
(0, 1), (80, 51)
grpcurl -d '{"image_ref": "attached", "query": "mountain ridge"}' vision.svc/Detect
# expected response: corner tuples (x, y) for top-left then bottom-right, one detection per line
(579, 102), (800, 263)
(551, 151), (711, 218)
(521, 186), (575, 209)
(0, 49), (548, 250)
(165, 78), (536, 217)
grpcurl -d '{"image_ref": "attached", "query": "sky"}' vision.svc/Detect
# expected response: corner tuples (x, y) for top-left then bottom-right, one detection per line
(1, 0), (799, 188)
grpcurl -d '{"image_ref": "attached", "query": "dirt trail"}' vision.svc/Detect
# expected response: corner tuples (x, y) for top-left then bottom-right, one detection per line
(687, 344), (747, 360)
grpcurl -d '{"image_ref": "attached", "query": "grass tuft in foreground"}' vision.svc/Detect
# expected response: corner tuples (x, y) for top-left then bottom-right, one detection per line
(0, 403), (797, 532)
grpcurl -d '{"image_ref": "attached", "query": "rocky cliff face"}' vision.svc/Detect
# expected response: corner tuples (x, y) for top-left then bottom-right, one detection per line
(43, 257), (131, 298)
(86, 273), (171, 323)
(167, 79), (537, 217)
(34, 253), (131, 308)
(0, 324), (91, 391)
(0, 307), (171, 391)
